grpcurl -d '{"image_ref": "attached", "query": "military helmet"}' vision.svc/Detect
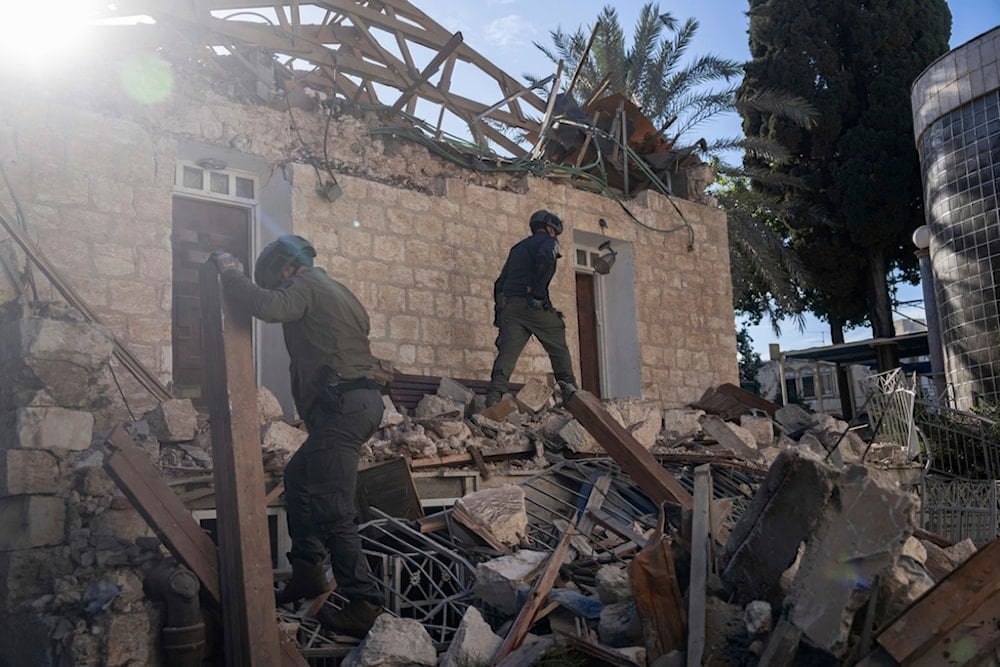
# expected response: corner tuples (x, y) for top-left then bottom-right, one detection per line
(253, 235), (316, 288)
(529, 209), (563, 236)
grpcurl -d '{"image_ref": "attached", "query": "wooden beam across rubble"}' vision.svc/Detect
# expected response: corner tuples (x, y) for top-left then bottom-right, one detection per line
(99, 0), (547, 156)
(566, 390), (694, 511)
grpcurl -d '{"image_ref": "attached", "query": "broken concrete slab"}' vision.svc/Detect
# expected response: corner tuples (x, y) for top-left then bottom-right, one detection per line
(722, 448), (839, 606)
(785, 463), (918, 657)
(142, 399), (197, 443)
(598, 600), (643, 648)
(340, 614), (437, 667)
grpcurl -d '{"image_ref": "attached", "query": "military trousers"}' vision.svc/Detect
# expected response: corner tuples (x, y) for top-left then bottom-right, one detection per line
(487, 297), (577, 403)
(283, 385), (384, 605)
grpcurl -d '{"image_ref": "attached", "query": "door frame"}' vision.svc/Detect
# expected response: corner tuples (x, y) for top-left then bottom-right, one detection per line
(573, 243), (609, 397)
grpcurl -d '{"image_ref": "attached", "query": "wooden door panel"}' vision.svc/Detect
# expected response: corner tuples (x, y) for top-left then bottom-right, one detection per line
(172, 197), (250, 403)
(575, 272), (601, 397)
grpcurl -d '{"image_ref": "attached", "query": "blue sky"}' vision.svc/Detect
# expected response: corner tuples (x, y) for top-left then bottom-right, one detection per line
(411, 0), (1000, 357)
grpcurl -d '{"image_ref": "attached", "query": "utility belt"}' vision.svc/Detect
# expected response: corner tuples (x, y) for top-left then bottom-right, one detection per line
(329, 377), (381, 393)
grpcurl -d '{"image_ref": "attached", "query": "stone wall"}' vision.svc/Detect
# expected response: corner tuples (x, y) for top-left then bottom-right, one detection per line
(0, 301), (164, 666)
(0, 47), (737, 420)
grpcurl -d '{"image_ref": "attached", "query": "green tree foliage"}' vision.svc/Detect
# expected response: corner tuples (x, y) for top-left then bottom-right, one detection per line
(740, 0), (951, 347)
(736, 326), (764, 387)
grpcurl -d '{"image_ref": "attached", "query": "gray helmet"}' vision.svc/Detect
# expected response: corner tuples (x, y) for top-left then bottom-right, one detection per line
(254, 235), (316, 288)
(529, 209), (563, 236)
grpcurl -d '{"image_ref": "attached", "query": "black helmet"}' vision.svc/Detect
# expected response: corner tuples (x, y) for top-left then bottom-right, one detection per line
(529, 209), (563, 236)
(254, 235), (316, 288)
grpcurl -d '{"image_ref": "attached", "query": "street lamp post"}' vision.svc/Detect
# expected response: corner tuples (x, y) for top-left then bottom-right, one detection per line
(913, 225), (947, 402)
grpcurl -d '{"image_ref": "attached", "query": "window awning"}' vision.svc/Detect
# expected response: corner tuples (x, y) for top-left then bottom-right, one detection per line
(780, 331), (930, 369)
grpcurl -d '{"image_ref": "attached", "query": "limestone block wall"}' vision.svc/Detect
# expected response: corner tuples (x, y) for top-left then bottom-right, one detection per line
(0, 48), (736, 417)
(0, 302), (163, 666)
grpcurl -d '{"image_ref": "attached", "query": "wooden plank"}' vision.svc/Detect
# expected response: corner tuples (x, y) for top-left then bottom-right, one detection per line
(200, 265), (281, 667)
(562, 634), (640, 667)
(687, 464), (712, 667)
(494, 635), (556, 667)
(566, 391), (693, 511)
(265, 482), (285, 507)
(575, 474), (612, 538)
(390, 30), (464, 112)
(468, 445), (490, 480)
(587, 509), (649, 548)
(876, 537), (1000, 663)
(492, 515), (579, 664)
(104, 425), (222, 602)
(103, 426), (307, 667)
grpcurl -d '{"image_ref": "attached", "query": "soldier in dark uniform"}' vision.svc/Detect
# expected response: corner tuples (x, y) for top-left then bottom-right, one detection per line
(209, 235), (383, 638)
(485, 210), (579, 407)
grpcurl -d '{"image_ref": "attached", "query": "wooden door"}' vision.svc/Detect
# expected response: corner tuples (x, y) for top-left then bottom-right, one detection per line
(172, 197), (251, 405)
(575, 272), (601, 397)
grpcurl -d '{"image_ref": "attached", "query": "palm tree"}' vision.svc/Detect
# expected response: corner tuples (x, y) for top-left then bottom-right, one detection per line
(532, 2), (817, 330)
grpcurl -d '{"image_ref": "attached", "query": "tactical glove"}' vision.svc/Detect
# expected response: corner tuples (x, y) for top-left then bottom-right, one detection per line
(208, 250), (243, 274)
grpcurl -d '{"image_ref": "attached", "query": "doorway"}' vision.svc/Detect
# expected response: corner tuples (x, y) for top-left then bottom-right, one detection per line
(575, 272), (602, 397)
(171, 197), (251, 405)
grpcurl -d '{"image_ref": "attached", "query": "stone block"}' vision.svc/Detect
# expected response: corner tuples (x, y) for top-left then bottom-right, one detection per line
(598, 600), (642, 648)
(7, 407), (94, 451)
(90, 505), (154, 543)
(438, 606), (501, 667)
(257, 385), (285, 424)
(474, 550), (548, 616)
(142, 399), (197, 443)
(260, 421), (308, 458)
(785, 463), (917, 657)
(700, 415), (758, 459)
(0, 449), (60, 494)
(454, 485), (527, 547)
(596, 563), (632, 604)
(514, 377), (553, 413)
(0, 546), (73, 608)
(414, 393), (463, 420)
(744, 600), (773, 636)
(437, 377), (475, 408)
(740, 415), (775, 448)
(610, 397), (663, 449)
(559, 418), (602, 454)
(341, 615), (436, 667)
(106, 611), (152, 667)
(722, 449), (838, 606)
(662, 408), (705, 443)
(774, 404), (814, 432)
(0, 495), (66, 551)
(379, 395), (404, 428)
(0, 314), (114, 408)
(480, 398), (517, 421)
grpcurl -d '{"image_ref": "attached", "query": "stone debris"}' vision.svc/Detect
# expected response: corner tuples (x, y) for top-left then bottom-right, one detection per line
(3, 304), (995, 667)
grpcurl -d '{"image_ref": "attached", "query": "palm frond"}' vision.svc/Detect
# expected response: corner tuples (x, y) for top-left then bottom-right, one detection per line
(735, 87), (818, 129)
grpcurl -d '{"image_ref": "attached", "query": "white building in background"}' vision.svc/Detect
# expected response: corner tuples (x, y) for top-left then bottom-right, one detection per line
(758, 319), (931, 417)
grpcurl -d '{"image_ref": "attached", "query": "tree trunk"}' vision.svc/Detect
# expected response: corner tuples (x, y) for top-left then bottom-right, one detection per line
(868, 249), (899, 371)
(829, 315), (854, 419)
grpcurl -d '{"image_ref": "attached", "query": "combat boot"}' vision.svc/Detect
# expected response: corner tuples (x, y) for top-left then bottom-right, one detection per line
(275, 558), (330, 605)
(316, 599), (383, 638)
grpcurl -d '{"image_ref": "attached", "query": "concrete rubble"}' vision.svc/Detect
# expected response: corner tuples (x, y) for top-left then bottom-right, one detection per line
(2, 303), (996, 666)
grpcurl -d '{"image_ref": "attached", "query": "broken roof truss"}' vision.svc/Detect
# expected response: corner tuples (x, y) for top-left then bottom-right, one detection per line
(98, 0), (550, 156)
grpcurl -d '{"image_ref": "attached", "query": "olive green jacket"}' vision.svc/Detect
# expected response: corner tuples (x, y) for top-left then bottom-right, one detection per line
(221, 266), (376, 419)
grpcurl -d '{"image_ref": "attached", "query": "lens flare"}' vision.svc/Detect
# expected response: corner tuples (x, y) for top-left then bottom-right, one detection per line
(119, 52), (174, 104)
